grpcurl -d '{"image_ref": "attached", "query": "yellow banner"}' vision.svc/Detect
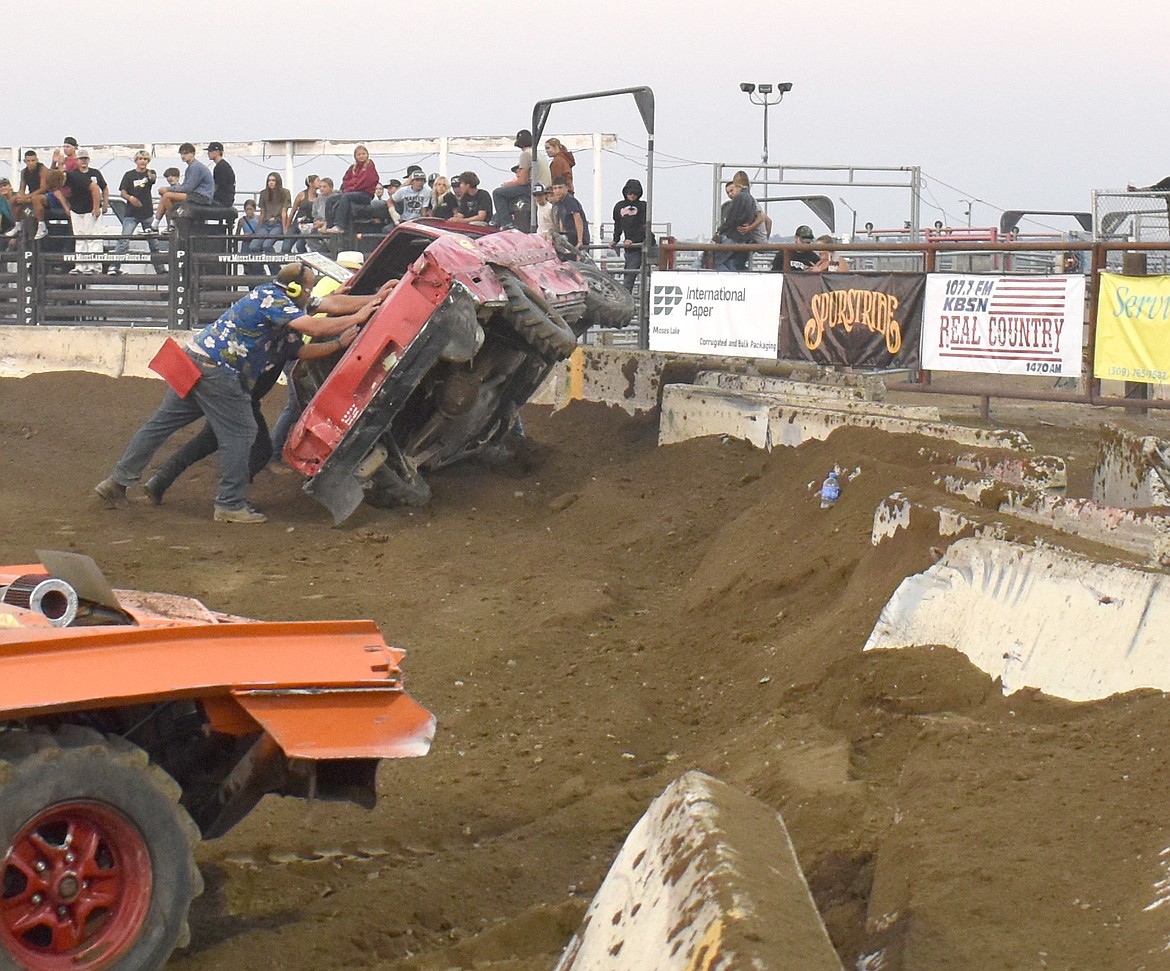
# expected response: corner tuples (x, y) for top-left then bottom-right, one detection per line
(1094, 273), (1170, 384)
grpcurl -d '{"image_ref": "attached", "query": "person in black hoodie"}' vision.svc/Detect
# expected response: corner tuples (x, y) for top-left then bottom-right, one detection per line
(611, 178), (650, 291)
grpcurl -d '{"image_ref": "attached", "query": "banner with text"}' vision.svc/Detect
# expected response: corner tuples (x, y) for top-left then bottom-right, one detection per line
(1093, 273), (1170, 385)
(922, 274), (1084, 377)
(648, 272), (781, 359)
(780, 273), (923, 368)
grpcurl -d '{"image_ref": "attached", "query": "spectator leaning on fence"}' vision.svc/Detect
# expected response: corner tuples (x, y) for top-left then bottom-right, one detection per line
(152, 142), (215, 232)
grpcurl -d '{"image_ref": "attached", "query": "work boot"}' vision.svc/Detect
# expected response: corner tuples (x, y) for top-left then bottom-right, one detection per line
(213, 504), (268, 524)
(142, 475), (166, 505)
(94, 477), (127, 508)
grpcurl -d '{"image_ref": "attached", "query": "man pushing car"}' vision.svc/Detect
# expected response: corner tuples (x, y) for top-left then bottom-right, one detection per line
(95, 262), (392, 523)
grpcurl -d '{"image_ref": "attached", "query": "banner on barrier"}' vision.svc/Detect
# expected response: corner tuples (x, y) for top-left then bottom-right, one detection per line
(648, 271), (781, 359)
(922, 274), (1084, 377)
(781, 273), (923, 368)
(1094, 273), (1170, 384)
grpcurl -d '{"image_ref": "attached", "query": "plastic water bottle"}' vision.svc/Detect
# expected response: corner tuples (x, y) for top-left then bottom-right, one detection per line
(820, 470), (840, 509)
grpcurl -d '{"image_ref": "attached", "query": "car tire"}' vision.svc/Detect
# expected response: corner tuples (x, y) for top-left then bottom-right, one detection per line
(0, 726), (203, 971)
(495, 270), (579, 362)
(365, 461), (432, 509)
(566, 260), (636, 331)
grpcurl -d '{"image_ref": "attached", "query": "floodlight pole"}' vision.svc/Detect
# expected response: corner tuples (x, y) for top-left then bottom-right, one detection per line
(740, 82), (792, 165)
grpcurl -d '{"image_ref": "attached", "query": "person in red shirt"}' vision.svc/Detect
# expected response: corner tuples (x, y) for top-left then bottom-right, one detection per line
(325, 144), (379, 234)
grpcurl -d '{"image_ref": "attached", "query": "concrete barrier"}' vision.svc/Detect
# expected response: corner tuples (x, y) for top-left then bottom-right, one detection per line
(1093, 423), (1170, 509)
(658, 384), (1031, 453)
(555, 771), (842, 971)
(0, 326), (168, 381)
(864, 537), (1170, 701)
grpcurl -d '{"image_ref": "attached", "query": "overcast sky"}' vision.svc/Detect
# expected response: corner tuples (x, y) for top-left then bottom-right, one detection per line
(9, 0), (1167, 240)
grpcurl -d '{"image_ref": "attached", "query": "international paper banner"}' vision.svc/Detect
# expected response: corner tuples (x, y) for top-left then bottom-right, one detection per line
(648, 271), (781, 360)
(1094, 273), (1170, 384)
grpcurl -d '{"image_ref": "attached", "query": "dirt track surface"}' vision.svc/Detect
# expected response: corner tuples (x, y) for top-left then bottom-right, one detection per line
(5, 371), (1170, 970)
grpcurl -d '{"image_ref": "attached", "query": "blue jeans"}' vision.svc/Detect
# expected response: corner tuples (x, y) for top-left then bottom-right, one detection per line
(270, 362), (303, 459)
(249, 220), (283, 254)
(113, 215), (158, 270)
(110, 357), (257, 510)
(491, 184), (529, 228)
(715, 231), (750, 271)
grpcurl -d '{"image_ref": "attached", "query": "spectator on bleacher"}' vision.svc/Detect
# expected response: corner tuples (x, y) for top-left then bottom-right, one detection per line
(611, 178), (650, 291)
(450, 172), (492, 224)
(531, 183), (554, 239)
(551, 177), (589, 250)
(236, 199), (259, 239)
(429, 176), (457, 220)
(393, 168), (430, 222)
(367, 181), (402, 230)
(312, 178), (333, 229)
(111, 151), (157, 275)
(53, 137), (81, 173)
(544, 138), (575, 194)
(251, 172), (290, 262)
(491, 129), (535, 228)
(12, 151), (56, 240)
(1127, 177), (1170, 192)
(64, 149), (105, 274)
(236, 200), (261, 272)
(325, 145), (379, 234)
(810, 235), (848, 273)
(287, 175), (318, 253)
(0, 179), (16, 240)
(207, 142), (236, 208)
(770, 225), (819, 273)
(732, 171), (771, 245)
(713, 180), (757, 271)
(152, 143), (215, 232)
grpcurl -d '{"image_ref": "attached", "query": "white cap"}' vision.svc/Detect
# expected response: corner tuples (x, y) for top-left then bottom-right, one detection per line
(337, 251), (364, 270)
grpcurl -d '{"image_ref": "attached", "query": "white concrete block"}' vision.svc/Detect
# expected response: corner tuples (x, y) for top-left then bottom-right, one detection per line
(865, 537), (1170, 701)
(659, 384), (1030, 453)
(1093, 424), (1170, 509)
(556, 771), (843, 971)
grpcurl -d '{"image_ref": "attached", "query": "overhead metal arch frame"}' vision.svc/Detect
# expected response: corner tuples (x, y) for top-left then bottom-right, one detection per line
(533, 86), (655, 346)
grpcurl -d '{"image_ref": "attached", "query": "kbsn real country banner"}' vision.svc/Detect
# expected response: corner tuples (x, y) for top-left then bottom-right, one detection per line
(922, 274), (1085, 377)
(780, 274), (923, 368)
(648, 271), (782, 360)
(1094, 273), (1170, 384)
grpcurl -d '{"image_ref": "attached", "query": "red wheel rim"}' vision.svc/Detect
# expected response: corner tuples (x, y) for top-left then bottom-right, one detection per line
(1, 801), (152, 970)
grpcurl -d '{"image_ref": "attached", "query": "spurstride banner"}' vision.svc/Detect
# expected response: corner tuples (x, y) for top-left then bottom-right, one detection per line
(648, 272), (781, 359)
(922, 274), (1085, 377)
(1094, 273), (1170, 384)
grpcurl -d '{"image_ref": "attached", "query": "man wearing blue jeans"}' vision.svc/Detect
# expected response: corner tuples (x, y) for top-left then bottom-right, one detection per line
(95, 262), (381, 523)
(111, 151), (158, 275)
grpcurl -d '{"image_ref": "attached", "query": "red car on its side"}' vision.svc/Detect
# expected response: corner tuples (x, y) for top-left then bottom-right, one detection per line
(284, 221), (632, 522)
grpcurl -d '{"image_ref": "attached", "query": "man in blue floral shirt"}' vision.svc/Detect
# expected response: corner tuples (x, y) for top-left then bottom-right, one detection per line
(95, 262), (383, 523)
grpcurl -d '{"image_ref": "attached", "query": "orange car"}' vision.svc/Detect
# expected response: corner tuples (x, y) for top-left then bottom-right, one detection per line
(0, 551), (433, 971)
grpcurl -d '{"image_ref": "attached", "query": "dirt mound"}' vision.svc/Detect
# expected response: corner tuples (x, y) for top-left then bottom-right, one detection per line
(3, 371), (1170, 969)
